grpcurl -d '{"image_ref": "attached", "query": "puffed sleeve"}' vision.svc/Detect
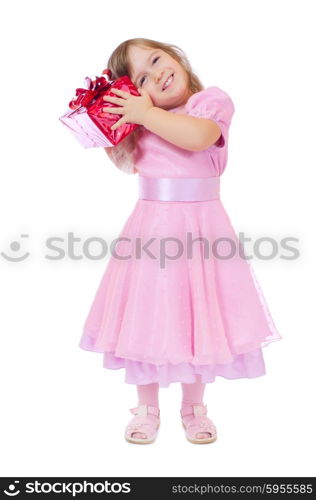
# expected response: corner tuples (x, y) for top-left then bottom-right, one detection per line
(185, 86), (235, 149)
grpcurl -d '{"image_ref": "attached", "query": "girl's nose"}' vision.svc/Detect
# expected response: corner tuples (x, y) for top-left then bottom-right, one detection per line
(154, 71), (164, 85)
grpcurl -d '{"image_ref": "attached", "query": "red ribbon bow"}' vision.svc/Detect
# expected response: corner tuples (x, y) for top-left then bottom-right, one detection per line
(69, 69), (112, 110)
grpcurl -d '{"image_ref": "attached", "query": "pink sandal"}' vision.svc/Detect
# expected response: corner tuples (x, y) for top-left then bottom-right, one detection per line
(180, 404), (217, 444)
(125, 404), (160, 444)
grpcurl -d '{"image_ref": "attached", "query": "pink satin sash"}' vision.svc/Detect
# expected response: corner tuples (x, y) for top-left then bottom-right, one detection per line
(138, 175), (220, 201)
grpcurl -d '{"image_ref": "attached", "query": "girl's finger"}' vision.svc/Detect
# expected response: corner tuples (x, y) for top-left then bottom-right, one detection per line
(103, 95), (126, 105)
(102, 107), (125, 114)
(111, 87), (130, 98)
(111, 118), (125, 131)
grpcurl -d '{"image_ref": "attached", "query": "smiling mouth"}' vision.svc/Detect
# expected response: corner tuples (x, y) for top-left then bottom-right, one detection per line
(162, 73), (174, 91)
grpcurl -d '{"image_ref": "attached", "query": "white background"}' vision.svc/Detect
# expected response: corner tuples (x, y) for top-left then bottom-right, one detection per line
(1, 0), (315, 478)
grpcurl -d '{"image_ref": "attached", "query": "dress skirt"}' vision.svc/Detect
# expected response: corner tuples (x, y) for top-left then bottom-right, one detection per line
(79, 197), (282, 387)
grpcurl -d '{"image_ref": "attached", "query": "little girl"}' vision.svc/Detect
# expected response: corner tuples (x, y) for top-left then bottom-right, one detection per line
(79, 37), (282, 445)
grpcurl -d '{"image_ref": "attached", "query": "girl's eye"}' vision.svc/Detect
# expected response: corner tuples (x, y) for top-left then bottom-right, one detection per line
(139, 56), (160, 86)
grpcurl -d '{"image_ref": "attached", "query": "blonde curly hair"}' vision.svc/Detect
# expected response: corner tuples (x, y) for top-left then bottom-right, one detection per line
(104, 38), (204, 175)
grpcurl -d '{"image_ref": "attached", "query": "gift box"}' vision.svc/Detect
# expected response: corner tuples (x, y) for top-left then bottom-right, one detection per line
(59, 69), (140, 148)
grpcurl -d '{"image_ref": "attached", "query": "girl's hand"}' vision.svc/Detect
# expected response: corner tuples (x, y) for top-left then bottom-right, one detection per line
(102, 88), (154, 131)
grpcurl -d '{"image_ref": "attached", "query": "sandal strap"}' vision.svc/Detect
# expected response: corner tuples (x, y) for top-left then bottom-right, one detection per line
(180, 404), (217, 440)
(180, 404), (207, 418)
(129, 404), (160, 418)
(125, 414), (159, 439)
(185, 416), (217, 434)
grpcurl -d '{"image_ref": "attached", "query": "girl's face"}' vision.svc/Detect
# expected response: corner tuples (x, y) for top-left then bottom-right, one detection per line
(128, 45), (192, 110)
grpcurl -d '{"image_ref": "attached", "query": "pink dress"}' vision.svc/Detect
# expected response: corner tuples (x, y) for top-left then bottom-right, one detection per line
(79, 86), (282, 387)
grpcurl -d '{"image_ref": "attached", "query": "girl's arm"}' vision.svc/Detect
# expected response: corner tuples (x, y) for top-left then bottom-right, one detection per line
(143, 107), (222, 152)
(104, 129), (137, 163)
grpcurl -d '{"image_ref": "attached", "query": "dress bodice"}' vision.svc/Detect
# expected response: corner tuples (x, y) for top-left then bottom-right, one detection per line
(133, 86), (235, 178)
